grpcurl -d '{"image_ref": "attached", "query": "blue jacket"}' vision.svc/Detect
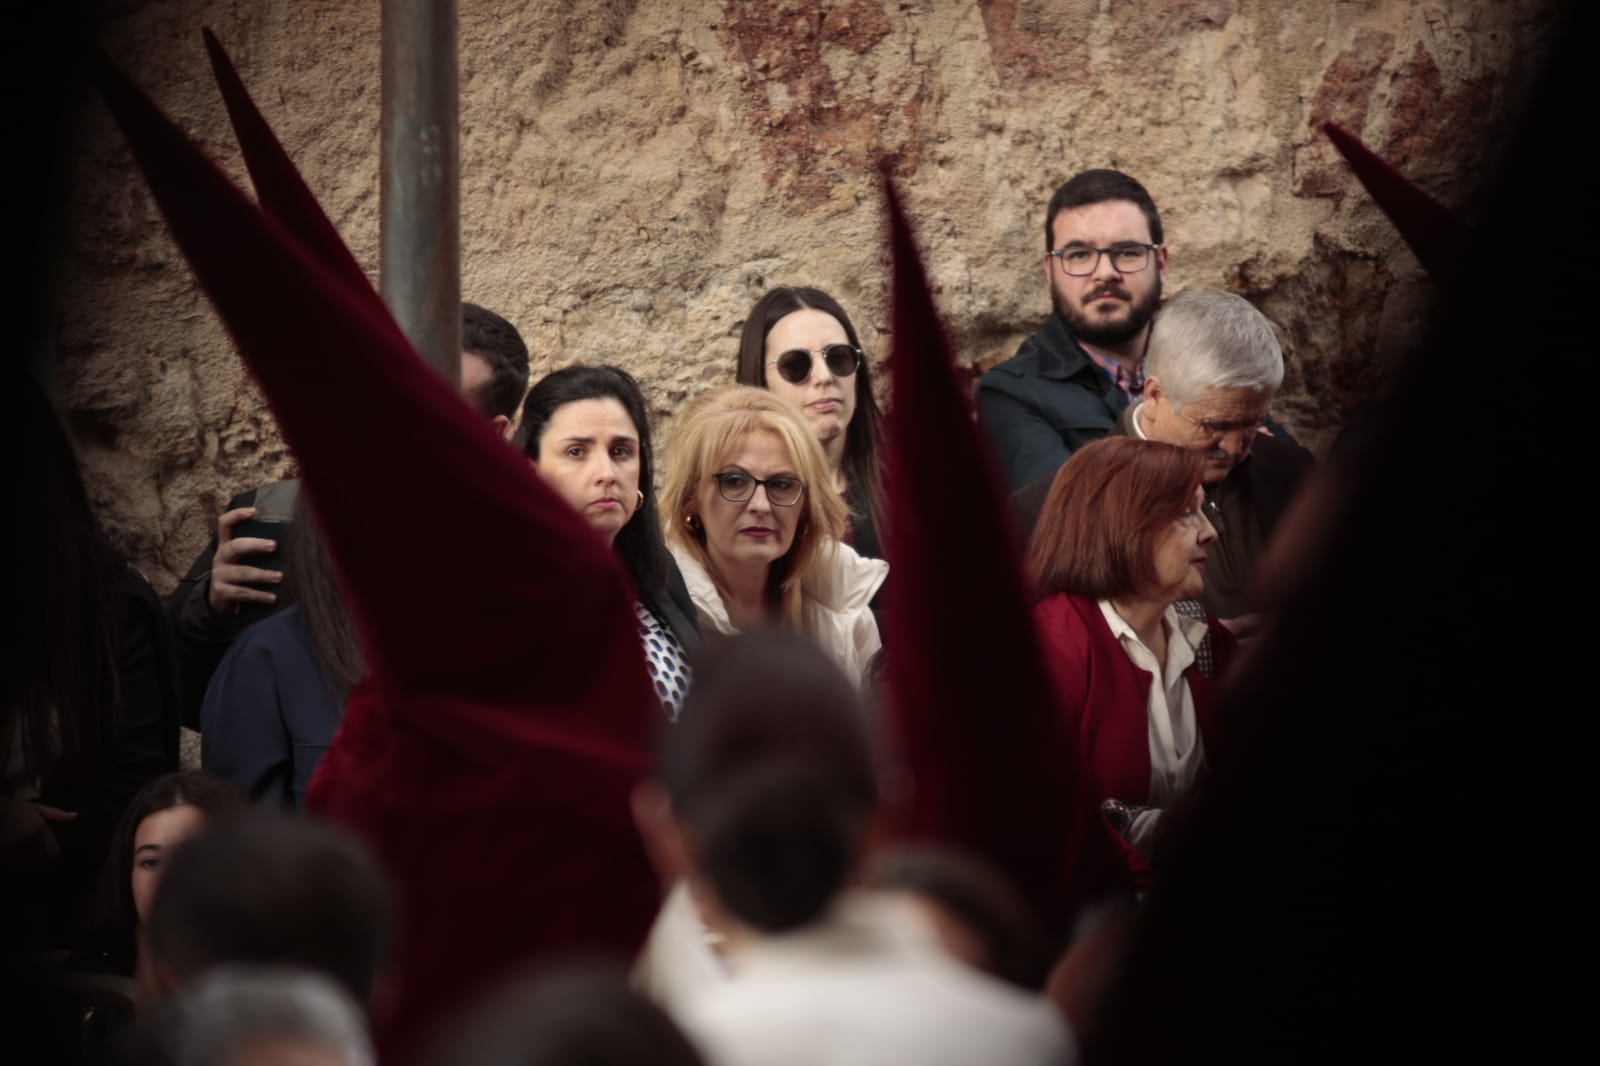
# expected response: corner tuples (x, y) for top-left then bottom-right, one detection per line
(200, 604), (339, 809)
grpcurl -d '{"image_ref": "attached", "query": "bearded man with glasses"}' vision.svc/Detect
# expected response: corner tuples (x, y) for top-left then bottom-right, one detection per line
(979, 169), (1171, 490)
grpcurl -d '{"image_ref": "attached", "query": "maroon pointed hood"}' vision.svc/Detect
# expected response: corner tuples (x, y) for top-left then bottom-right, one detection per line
(92, 42), (658, 1058)
(201, 27), (382, 312)
(1324, 121), (1471, 282)
(879, 169), (1099, 939)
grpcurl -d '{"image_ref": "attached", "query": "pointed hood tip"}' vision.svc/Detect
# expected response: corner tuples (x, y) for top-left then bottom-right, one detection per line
(1320, 120), (1469, 280)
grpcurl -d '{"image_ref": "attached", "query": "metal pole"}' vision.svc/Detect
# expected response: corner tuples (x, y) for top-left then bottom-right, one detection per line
(380, 0), (460, 384)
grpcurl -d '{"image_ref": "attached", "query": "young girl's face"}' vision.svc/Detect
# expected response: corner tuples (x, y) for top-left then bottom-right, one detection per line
(131, 803), (207, 925)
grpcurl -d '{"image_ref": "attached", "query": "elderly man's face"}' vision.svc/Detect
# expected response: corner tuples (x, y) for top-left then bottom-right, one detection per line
(1144, 379), (1273, 483)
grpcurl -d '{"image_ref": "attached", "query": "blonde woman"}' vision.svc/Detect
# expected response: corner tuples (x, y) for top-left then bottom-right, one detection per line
(663, 385), (887, 684)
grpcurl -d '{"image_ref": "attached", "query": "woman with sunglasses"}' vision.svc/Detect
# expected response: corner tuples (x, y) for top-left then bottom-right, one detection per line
(736, 287), (886, 560)
(663, 385), (887, 685)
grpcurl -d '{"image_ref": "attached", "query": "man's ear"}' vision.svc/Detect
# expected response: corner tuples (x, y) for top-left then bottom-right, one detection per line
(489, 414), (512, 441)
(1140, 376), (1170, 437)
(631, 779), (689, 884)
(1154, 243), (1169, 285)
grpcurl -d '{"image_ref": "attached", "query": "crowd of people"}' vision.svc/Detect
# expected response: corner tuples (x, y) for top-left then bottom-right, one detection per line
(4, 11), (1554, 1060)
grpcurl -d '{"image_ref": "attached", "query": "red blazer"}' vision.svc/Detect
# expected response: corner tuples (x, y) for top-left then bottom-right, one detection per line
(1034, 592), (1235, 890)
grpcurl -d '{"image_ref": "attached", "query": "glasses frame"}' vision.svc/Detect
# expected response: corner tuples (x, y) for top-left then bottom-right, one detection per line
(1047, 242), (1161, 277)
(1179, 409), (1268, 438)
(710, 471), (807, 507)
(766, 343), (863, 385)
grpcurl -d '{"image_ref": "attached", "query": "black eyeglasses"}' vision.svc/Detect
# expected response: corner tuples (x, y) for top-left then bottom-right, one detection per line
(766, 343), (862, 385)
(710, 471), (806, 507)
(1047, 242), (1160, 277)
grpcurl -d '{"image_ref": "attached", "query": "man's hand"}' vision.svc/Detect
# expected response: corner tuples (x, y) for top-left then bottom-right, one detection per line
(206, 506), (282, 615)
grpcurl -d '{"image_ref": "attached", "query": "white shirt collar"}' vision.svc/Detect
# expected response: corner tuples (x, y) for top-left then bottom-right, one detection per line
(1097, 599), (1207, 655)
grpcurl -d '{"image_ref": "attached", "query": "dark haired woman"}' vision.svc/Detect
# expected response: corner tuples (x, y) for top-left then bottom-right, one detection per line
(518, 365), (701, 718)
(69, 770), (243, 992)
(3, 376), (179, 950)
(1028, 436), (1230, 888)
(736, 287), (886, 560)
(200, 505), (363, 807)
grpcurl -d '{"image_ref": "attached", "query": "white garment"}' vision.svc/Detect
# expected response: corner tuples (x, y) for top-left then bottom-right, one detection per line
(670, 890), (1075, 1066)
(670, 539), (887, 686)
(1096, 600), (1209, 807)
(632, 880), (729, 1019)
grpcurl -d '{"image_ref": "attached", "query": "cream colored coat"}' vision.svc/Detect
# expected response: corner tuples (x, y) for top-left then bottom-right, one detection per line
(669, 539), (888, 685)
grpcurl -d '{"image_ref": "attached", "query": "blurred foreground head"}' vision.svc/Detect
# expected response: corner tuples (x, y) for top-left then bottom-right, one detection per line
(144, 813), (392, 1006)
(645, 629), (878, 934)
(117, 965), (372, 1066)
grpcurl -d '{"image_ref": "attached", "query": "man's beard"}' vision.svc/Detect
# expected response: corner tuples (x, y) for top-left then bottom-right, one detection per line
(1053, 274), (1162, 347)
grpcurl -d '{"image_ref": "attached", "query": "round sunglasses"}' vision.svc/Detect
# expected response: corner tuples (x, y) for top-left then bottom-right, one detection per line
(766, 343), (863, 385)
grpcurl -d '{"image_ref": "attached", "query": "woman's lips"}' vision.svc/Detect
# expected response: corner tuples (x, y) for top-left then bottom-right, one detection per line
(740, 526), (778, 537)
(589, 498), (621, 510)
(807, 398), (841, 412)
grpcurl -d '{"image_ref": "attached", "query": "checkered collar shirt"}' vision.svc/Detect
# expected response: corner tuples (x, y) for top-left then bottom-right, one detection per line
(1082, 343), (1144, 400)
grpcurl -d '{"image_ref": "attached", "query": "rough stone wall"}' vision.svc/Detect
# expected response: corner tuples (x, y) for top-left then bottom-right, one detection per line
(60, 0), (1560, 591)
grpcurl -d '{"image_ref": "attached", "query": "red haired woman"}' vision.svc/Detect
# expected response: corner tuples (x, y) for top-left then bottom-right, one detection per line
(1028, 437), (1230, 890)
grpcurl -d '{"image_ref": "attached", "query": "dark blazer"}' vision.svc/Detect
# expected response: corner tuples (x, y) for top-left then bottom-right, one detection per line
(977, 314), (1129, 490)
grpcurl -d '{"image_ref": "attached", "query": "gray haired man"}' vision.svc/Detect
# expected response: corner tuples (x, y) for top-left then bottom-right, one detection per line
(1013, 289), (1313, 629)
(1124, 289), (1313, 624)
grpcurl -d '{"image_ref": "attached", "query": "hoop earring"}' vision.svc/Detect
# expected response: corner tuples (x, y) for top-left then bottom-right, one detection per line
(636, 489), (645, 512)
(685, 513), (702, 532)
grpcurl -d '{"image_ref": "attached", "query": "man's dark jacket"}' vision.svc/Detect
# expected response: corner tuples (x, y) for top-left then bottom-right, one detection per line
(977, 313), (1129, 490)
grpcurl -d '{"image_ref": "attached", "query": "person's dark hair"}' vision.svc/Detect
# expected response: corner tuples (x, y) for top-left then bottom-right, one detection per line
(420, 961), (704, 1066)
(660, 630), (877, 933)
(1028, 437), (1205, 602)
(462, 302), (531, 420)
(285, 503), (366, 703)
(868, 845), (1055, 990)
(515, 365), (669, 598)
(1044, 169), (1164, 251)
(735, 287), (886, 543)
(144, 812), (392, 1004)
(3, 374), (136, 789)
(107, 771), (243, 935)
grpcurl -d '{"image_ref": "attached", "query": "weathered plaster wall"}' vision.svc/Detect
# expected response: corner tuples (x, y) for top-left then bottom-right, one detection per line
(59, 0), (1559, 590)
